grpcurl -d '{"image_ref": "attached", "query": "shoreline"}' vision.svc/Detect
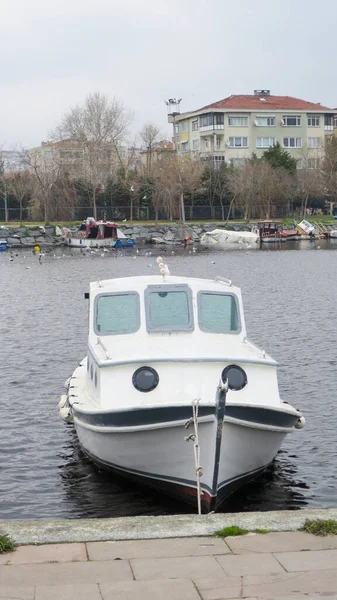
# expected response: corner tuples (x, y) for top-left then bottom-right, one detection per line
(1, 508), (337, 545)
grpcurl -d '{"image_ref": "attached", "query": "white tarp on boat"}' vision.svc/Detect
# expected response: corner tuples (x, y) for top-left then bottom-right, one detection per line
(200, 229), (259, 248)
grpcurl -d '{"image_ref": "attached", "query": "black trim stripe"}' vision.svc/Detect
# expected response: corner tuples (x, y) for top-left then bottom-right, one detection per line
(225, 405), (299, 428)
(72, 404), (215, 427)
(72, 403), (298, 430)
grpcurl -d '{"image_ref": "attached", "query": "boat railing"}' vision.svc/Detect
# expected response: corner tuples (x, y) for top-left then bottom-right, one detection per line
(96, 337), (111, 359)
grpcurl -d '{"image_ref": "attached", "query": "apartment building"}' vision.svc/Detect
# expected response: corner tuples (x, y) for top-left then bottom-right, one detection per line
(168, 90), (336, 168)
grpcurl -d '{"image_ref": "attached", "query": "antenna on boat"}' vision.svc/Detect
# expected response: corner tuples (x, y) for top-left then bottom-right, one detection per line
(156, 256), (170, 281)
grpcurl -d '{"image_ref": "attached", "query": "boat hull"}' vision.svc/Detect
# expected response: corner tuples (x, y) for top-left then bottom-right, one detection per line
(72, 406), (295, 512)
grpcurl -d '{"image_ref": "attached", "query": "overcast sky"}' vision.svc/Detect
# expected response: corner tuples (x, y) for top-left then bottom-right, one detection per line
(1, 0), (337, 148)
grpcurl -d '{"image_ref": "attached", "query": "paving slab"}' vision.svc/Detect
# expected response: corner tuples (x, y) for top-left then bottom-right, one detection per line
(0, 543), (87, 565)
(275, 548), (337, 572)
(87, 536), (230, 560)
(0, 586), (34, 599)
(130, 555), (225, 580)
(35, 584), (102, 600)
(216, 552), (285, 576)
(99, 578), (201, 600)
(243, 569), (337, 597)
(193, 576), (242, 600)
(0, 560), (133, 586)
(225, 531), (337, 554)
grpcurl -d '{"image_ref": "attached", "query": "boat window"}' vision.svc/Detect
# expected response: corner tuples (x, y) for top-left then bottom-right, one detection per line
(95, 292), (140, 335)
(145, 285), (194, 332)
(198, 292), (240, 334)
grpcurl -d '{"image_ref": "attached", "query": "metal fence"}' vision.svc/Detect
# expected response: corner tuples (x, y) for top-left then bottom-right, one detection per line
(0, 204), (323, 223)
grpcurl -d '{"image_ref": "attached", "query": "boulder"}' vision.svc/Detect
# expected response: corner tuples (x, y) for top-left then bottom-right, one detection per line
(7, 237), (22, 246)
(27, 230), (41, 237)
(21, 237), (36, 245)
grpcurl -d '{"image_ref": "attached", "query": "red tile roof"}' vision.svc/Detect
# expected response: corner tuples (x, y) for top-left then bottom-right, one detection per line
(195, 94), (331, 112)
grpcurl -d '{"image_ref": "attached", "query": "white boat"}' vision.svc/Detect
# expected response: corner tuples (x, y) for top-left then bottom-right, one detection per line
(63, 218), (135, 248)
(200, 229), (259, 248)
(58, 262), (305, 513)
(330, 230), (337, 238)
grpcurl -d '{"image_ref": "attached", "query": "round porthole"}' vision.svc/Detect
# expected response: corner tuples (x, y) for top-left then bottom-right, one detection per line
(221, 365), (247, 391)
(132, 367), (159, 393)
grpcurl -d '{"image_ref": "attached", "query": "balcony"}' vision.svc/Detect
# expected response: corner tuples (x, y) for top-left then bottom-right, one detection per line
(199, 124), (224, 134)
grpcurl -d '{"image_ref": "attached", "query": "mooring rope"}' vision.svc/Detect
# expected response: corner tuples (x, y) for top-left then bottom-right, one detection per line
(185, 398), (204, 515)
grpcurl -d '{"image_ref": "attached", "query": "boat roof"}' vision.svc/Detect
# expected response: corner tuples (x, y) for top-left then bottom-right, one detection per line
(89, 275), (240, 294)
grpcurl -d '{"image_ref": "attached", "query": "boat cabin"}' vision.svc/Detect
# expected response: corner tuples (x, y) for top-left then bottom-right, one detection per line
(258, 221), (283, 239)
(79, 219), (118, 240)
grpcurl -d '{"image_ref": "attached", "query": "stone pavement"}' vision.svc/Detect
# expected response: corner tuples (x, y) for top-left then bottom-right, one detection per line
(1, 532), (337, 599)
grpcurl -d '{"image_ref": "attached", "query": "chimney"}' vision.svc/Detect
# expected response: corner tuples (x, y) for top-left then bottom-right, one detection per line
(254, 90), (271, 96)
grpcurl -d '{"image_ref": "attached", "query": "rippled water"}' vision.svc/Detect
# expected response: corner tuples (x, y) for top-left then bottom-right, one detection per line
(1, 238), (337, 520)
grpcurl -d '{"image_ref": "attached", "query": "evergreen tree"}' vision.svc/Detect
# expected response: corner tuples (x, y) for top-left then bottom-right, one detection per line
(262, 142), (297, 172)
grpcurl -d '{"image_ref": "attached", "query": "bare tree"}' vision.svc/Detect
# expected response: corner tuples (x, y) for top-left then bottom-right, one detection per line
(53, 92), (134, 218)
(321, 138), (337, 215)
(8, 171), (35, 225)
(22, 147), (61, 224)
(139, 123), (161, 171)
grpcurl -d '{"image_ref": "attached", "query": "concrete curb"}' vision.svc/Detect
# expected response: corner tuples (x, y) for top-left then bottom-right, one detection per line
(1, 509), (337, 545)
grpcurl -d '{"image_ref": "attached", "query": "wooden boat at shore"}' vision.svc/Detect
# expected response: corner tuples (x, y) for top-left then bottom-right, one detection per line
(62, 218), (135, 248)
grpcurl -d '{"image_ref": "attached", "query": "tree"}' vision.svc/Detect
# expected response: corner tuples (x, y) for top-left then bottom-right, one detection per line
(321, 138), (337, 215)
(263, 142), (297, 172)
(139, 123), (161, 171)
(8, 171), (35, 225)
(53, 92), (133, 218)
(22, 147), (61, 224)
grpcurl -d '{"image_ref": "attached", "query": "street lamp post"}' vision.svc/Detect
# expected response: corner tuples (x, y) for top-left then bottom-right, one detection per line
(165, 98), (185, 223)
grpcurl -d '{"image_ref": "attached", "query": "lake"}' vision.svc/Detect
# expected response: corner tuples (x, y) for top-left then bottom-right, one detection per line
(1, 238), (336, 519)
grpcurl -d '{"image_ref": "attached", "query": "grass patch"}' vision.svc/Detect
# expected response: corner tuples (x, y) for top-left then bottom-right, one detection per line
(253, 528), (268, 534)
(301, 519), (337, 536)
(0, 534), (16, 554)
(215, 525), (249, 537)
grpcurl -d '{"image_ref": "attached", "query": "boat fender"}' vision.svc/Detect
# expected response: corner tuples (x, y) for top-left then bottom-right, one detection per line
(59, 405), (73, 423)
(58, 395), (68, 410)
(64, 377), (71, 390)
(295, 416), (305, 429)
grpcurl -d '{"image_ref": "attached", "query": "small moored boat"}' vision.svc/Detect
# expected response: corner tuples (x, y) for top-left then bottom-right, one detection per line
(63, 218), (135, 248)
(58, 261), (305, 512)
(200, 229), (259, 248)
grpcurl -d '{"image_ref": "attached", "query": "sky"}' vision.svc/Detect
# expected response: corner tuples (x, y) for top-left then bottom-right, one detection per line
(1, 0), (337, 148)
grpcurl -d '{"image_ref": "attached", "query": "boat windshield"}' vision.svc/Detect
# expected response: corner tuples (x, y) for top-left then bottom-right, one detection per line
(198, 292), (240, 333)
(145, 285), (194, 332)
(95, 293), (139, 335)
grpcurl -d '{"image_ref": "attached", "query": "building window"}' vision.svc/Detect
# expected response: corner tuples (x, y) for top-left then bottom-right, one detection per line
(200, 113), (214, 127)
(308, 116), (320, 127)
(213, 156), (225, 169)
(228, 137), (248, 148)
(228, 117), (248, 127)
(283, 137), (302, 148)
(192, 120), (199, 131)
(254, 116), (275, 127)
(307, 158), (321, 169)
(282, 115), (301, 126)
(214, 114), (224, 125)
(256, 137), (275, 148)
(216, 136), (222, 150)
(44, 151), (52, 158)
(181, 142), (188, 153)
(192, 139), (199, 150)
(324, 115), (334, 130)
(182, 122), (188, 133)
(230, 158), (246, 168)
(308, 137), (321, 148)
(174, 124), (179, 135)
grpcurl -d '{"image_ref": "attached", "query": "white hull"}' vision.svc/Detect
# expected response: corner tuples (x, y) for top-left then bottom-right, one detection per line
(66, 237), (117, 248)
(329, 230), (337, 238)
(72, 405), (292, 511)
